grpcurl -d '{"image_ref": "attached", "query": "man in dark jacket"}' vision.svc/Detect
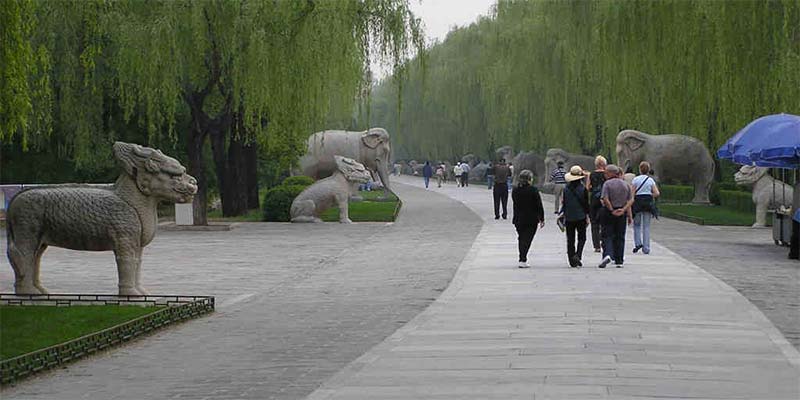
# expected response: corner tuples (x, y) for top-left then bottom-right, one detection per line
(422, 161), (433, 189)
(512, 169), (545, 268)
(492, 159), (511, 219)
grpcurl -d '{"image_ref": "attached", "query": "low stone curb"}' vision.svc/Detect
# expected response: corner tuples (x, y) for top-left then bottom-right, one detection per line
(0, 294), (214, 385)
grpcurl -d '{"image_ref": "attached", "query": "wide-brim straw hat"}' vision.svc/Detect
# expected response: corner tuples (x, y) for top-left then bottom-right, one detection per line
(564, 165), (586, 182)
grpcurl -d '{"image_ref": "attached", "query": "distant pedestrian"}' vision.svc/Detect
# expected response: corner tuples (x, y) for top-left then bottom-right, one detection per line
(588, 156), (607, 253)
(487, 162), (495, 190)
(549, 161), (567, 213)
(631, 161), (660, 255)
(598, 165), (633, 268)
(562, 166), (590, 268)
(461, 162), (471, 187)
(492, 159), (511, 220)
(435, 163), (445, 188)
(454, 162), (464, 187)
(512, 170), (545, 268)
(422, 161), (433, 190)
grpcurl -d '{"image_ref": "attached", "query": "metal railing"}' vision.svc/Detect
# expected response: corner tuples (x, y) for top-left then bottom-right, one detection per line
(0, 293), (214, 385)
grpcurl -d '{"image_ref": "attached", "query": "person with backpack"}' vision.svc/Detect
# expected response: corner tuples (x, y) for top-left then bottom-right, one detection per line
(561, 166), (590, 268)
(631, 161), (660, 254)
(588, 155), (607, 253)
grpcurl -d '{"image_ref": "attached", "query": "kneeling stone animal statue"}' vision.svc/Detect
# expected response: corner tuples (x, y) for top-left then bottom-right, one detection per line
(735, 165), (794, 227)
(291, 156), (372, 223)
(6, 142), (197, 295)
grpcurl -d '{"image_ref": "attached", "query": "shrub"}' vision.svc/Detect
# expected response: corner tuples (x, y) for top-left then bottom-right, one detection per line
(720, 190), (755, 213)
(659, 185), (694, 203)
(709, 182), (721, 205)
(282, 175), (315, 187)
(262, 184), (310, 222)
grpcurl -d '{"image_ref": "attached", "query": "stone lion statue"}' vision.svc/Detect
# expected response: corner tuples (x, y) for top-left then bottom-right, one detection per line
(291, 156), (372, 223)
(734, 165), (794, 227)
(6, 142), (197, 295)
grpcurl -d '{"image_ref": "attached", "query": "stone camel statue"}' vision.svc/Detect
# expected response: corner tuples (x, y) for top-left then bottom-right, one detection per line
(291, 156), (372, 223)
(5, 142), (197, 296)
(734, 165), (794, 227)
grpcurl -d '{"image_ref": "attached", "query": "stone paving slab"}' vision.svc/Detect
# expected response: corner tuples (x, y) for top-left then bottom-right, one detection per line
(306, 176), (800, 400)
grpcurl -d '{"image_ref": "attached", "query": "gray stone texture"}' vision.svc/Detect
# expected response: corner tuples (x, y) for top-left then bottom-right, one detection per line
(734, 165), (794, 227)
(291, 156), (371, 223)
(5, 142), (197, 296)
(511, 151), (546, 187)
(0, 182), (482, 400)
(616, 130), (715, 203)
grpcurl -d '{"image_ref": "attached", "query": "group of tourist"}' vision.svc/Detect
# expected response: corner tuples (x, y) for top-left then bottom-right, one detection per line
(509, 155), (660, 269)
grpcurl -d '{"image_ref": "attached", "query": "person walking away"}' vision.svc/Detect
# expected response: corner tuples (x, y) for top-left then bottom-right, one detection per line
(562, 166), (590, 267)
(598, 165), (633, 268)
(588, 156), (607, 253)
(487, 162), (495, 190)
(435, 163), (445, 188)
(492, 159), (511, 220)
(631, 161), (660, 254)
(422, 161), (433, 190)
(512, 170), (545, 268)
(549, 161), (567, 213)
(461, 162), (471, 187)
(454, 162), (464, 187)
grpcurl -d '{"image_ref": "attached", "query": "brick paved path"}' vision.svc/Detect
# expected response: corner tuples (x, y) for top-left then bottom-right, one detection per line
(306, 176), (800, 400)
(0, 182), (481, 399)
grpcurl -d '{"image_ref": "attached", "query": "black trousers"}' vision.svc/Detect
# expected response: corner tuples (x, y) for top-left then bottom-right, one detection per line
(602, 214), (627, 264)
(589, 201), (602, 250)
(566, 219), (587, 262)
(789, 220), (799, 259)
(493, 183), (508, 218)
(461, 172), (469, 186)
(516, 225), (538, 262)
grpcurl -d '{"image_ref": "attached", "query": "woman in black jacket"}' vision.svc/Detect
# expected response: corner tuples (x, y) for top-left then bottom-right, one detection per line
(512, 170), (545, 268)
(562, 166), (590, 268)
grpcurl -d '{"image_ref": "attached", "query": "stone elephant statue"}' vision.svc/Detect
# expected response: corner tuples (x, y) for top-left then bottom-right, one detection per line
(616, 130), (715, 203)
(469, 161), (491, 183)
(299, 127), (392, 197)
(735, 165), (794, 227)
(461, 153), (479, 168)
(495, 146), (514, 162)
(511, 151), (547, 188)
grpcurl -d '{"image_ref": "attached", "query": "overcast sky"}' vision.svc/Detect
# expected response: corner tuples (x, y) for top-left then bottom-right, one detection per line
(372, 0), (495, 79)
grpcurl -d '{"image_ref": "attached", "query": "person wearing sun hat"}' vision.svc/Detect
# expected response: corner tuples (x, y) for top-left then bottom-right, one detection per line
(561, 165), (590, 267)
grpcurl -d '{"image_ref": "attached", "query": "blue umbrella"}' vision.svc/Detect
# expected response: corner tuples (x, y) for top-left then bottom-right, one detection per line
(717, 113), (800, 169)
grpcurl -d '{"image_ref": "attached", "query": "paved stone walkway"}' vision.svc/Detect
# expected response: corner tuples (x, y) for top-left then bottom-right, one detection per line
(0, 182), (482, 399)
(307, 176), (800, 400)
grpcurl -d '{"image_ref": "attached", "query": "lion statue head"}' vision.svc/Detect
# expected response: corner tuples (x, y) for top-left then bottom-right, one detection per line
(335, 155), (372, 184)
(113, 142), (198, 203)
(734, 165), (768, 187)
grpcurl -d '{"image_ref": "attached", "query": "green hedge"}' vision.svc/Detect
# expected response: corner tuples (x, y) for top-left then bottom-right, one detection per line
(659, 185), (694, 203)
(719, 190), (755, 213)
(262, 184), (311, 222)
(282, 175), (315, 187)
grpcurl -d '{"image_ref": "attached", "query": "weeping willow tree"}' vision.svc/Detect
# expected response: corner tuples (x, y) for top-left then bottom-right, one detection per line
(4, 0), (423, 223)
(371, 0), (800, 170)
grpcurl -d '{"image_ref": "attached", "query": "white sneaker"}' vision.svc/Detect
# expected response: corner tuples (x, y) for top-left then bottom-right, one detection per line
(598, 256), (612, 268)
(518, 261), (530, 268)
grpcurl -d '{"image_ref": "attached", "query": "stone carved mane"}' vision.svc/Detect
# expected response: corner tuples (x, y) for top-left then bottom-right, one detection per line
(291, 156), (372, 223)
(734, 165), (794, 227)
(6, 142), (197, 295)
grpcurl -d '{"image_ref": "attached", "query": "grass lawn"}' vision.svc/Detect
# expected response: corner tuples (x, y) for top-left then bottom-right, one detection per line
(208, 208), (262, 222)
(320, 198), (400, 222)
(0, 305), (163, 360)
(658, 203), (760, 226)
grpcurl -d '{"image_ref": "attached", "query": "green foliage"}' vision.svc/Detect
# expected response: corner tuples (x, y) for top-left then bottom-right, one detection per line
(659, 185), (695, 203)
(320, 200), (399, 222)
(262, 184), (311, 222)
(0, 305), (162, 360)
(659, 204), (758, 226)
(720, 190), (756, 214)
(282, 176), (315, 187)
(368, 0), (800, 162)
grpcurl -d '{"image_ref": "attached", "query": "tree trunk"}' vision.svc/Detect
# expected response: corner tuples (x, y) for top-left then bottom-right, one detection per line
(245, 141), (259, 209)
(187, 127), (208, 226)
(219, 134), (249, 217)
